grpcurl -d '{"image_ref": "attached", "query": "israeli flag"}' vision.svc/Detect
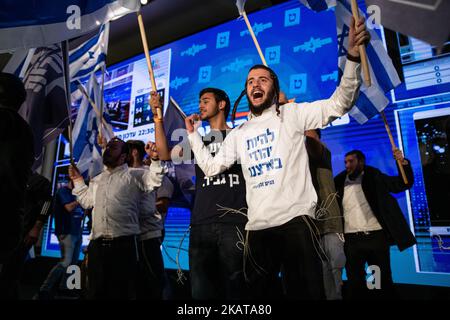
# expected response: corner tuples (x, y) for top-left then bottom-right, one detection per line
(235, 0), (247, 16)
(70, 22), (110, 83)
(299, 0), (336, 12)
(0, 0), (140, 51)
(335, 0), (401, 124)
(72, 72), (114, 178)
(3, 22), (109, 84)
(16, 45), (70, 170)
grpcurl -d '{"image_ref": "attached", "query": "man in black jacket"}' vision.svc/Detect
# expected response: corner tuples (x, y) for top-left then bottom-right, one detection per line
(334, 149), (416, 299)
(0, 72), (34, 272)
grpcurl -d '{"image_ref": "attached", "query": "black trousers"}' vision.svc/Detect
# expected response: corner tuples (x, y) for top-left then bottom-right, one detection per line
(0, 241), (30, 299)
(245, 216), (325, 300)
(344, 230), (394, 300)
(136, 237), (164, 300)
(189, 222), (247, 300)
(86, 235), (139, 300)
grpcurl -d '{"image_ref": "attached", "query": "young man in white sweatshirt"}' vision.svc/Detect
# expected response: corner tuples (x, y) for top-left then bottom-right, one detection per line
(185, 17), (368, 299)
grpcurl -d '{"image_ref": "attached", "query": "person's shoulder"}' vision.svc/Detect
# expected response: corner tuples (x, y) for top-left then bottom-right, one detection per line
(364, 165), (381, 175)
(280, 101), (303, 112)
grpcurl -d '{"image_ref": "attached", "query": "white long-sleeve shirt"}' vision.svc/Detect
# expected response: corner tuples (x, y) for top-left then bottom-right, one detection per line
(188, 60), (361, 231)
(72, 161), (165, 240)
(343, 173), (382, 233)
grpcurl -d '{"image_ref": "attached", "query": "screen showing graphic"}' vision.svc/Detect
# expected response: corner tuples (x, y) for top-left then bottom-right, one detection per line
(41, 164), (91, 260)
(396, 104), (450, 282)
(392, 33), (450, 102)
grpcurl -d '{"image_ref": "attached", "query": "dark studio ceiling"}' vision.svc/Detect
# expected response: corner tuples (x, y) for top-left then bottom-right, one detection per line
(107, 0), (289, 66)
(0, 1), (289, 69)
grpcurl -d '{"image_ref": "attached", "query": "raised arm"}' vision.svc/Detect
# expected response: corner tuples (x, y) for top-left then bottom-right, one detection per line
(290, 17), (369, 131)
(292, 60), (362, 132)
(138, 141), (166, 192)
(186, 114), (239, 177)
(380, 149), (414, 193)
(150, 91), (172, 161)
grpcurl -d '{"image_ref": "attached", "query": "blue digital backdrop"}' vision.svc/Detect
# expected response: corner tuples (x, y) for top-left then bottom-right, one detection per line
(43, 0), (450, 287)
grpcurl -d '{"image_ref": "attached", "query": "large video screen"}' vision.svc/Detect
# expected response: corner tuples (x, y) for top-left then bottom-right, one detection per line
(392, 33), (450, 102)
(41, 0), (450, 287)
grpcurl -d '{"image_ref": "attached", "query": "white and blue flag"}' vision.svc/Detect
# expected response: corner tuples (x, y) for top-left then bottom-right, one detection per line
(69, 23), (110, 83)
(12, 45), (70, 170)
(0, 0), (139, 51)
(335, 0), (401, 124)
(72, 72), (114, 178)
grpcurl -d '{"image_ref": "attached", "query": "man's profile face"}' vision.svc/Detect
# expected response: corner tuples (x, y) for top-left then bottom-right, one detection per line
(246, 68), (275, 111)
(198, 92), (221, 121)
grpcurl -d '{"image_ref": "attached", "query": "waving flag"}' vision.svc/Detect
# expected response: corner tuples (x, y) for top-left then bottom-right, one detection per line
(72, 73), (113, 178)
(236, 0), (247, 16)
(69, 23), (110, 83)
(164, 97), (195, 205)
(0, 0), (139, 51)
(3, 22), (109, 84)
(335, 0), (401, 124)
(17, 45), (69, 170)
(299, 0), (336, 11)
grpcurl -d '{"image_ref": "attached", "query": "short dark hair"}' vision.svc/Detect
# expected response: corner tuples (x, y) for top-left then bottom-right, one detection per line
(345, 150), (366, 162)
(199, 88), (231, 119)
(231, 64), (281, 123)
(126, 140), (146, 160)
(0, 72), (26, 111)
(109, 137), (129, 155)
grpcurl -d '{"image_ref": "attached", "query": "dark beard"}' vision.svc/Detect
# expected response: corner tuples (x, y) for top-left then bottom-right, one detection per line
(348, 168), (362, 181)
(247, 88), (276, 116)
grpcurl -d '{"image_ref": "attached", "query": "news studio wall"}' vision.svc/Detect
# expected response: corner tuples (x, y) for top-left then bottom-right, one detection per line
(43, 0), (450, 287)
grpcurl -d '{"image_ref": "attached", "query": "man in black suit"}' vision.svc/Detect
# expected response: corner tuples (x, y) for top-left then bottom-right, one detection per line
(334, 149), (416, 299)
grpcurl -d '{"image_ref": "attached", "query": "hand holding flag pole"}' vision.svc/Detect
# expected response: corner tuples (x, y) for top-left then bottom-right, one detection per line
(99, 65), (106, 148)
(61, 40), (75, 166)
(349, 0), (407, 184)
(380, 112), (409, 185)
(236, 0), (267, 66)
(136, 10), (163, 120)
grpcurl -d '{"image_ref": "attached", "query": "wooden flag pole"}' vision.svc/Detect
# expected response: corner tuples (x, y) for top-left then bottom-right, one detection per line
(242, 11), (268, 66)
(380, 111), (409, 185)
(350, 0), (371, 87)
(61, 40), (75, 166)
(137, 10), (163, 120)
(99, 65), (105, 144)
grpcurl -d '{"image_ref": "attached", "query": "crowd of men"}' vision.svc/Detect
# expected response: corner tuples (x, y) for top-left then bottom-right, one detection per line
(0, 16), (417, 300)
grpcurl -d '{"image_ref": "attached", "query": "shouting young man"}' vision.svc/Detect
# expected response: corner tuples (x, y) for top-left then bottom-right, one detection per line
(185, 17), (369, 299)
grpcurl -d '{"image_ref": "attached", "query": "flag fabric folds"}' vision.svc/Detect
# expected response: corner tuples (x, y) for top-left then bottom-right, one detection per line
(69, 23), (110, 83)
(0, 0), (139, 51)
(235, 0), (247, 16)
(164, 97), (195, 205)
(335, 0), (401, 124)
(72, 72), (113, 178)
(17, 45), (69, 170)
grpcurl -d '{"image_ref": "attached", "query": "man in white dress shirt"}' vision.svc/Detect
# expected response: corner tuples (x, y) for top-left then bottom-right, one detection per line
(68, 137), (165, 299)
(334, 149), (415, 300)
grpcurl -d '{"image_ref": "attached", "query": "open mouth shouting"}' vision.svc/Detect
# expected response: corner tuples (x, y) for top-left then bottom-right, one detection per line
(251, 89), (265, 105)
